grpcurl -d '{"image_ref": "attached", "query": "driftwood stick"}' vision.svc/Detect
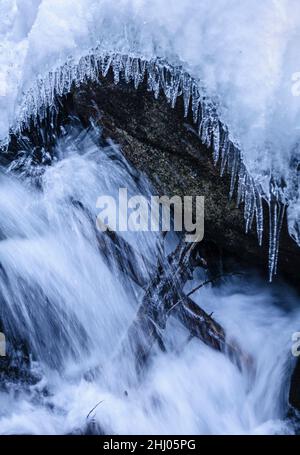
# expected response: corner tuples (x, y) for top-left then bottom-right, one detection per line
(73, 200), (253, 374)
(120, 240), (254, 374)
(171, 293), (254, 372)
(116, 241), (202, 371)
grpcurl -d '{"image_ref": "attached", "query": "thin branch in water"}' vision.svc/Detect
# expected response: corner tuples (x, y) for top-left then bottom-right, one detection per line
(168, 272), (244, 315)
(86, 400), (104, 420)
(187, 272), (245, 297)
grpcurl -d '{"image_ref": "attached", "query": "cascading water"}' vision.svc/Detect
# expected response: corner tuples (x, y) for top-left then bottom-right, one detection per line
(0, 125), (299, 435)
(0, 0), (300, 437)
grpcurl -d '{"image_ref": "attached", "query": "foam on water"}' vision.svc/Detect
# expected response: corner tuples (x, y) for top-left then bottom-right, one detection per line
(0, 126), (299, 434)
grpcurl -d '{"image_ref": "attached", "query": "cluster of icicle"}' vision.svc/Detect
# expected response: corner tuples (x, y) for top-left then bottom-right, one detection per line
(13, 48), (286, 281)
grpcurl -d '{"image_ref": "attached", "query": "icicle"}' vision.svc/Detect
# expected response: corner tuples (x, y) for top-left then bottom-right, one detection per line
(112, 54), (122, 84)
(191, 83), (200, 125)
(268, 197), (278, 281)
(156, 64), (181, 109)
(212, 121), (220, 165)
(132, 58), (143, 90)
(124, 55), (133, 84)
(146, 61), (160, 98)
(54, 69), (61, 97)
(220, 143), (229, 177)
(219, 129), (228, 177)
(254, 186), (263, 246)
(169, 72), (181, 109)
(43, 72), (52, 108)
(273, 203), (286, 276)
(139, 58), (146, 83)
(182, 74), (192, 117)
(244, 177), (255, 234)
(159, 65), (169, 101)
(198, 100), (210, 146)
(229, 146), (239, 199)
(87, 54), (98, 83)
(237, 165), (246, 206)
(77, 56), (89, 85)
(200, 115), (211, 147)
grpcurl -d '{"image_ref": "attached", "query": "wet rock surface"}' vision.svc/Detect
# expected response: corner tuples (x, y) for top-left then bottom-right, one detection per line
(60, 72), (300, 290)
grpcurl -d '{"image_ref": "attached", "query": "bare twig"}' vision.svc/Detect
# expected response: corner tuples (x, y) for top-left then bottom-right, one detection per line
(86, 400), (104, 420)
(186, 272), (245, 298)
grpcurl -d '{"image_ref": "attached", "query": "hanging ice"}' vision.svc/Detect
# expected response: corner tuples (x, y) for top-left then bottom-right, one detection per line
(0, 49), (290, 280)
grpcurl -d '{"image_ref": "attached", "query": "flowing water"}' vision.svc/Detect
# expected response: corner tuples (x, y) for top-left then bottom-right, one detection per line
(0, 125), (299, 435)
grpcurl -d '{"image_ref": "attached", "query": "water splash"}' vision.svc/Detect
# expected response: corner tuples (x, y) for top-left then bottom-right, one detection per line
(0, 126), (299, 434)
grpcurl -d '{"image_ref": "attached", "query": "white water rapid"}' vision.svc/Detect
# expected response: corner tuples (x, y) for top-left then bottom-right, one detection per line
(0, 126), (299, 435)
